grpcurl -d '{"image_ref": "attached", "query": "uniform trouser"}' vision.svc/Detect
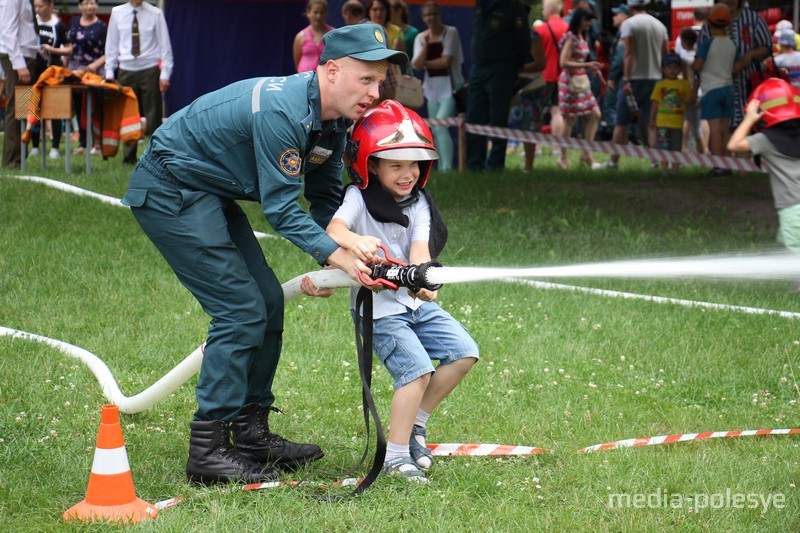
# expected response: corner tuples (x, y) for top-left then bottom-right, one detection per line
(117, 66), (162, 163)
(1, 54), (39, 168)
(127, 167), (284, 421)
(464, 60), (517, 171)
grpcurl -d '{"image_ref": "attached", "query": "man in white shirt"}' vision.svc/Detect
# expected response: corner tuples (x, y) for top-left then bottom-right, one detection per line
(105, 0), (173, 164)
(0, 0), (41, 168)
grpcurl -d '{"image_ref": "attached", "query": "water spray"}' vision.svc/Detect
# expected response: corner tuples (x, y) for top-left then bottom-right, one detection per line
(4, 251), (800, 413)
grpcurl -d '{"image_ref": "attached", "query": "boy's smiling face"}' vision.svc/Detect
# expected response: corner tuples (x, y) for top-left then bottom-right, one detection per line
(370, 158), (420, 201)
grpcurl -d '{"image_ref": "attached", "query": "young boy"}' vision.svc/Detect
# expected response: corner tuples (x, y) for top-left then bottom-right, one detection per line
(728, 78), (800, 255)
(648, 53), (692, 175)
(691, 3), (747, 177)
(305, 100), (479, 482)
(774, 29), (800, 91)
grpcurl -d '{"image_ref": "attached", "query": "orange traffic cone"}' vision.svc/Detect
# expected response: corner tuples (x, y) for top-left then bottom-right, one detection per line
(63, 404), (157, 524)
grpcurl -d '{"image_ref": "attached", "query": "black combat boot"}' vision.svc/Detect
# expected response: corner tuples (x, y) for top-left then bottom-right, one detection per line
(231, 404), (324, 470)
(186, 420), (280, 485)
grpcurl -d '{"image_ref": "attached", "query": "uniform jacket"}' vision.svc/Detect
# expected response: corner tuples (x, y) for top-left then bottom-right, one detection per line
(20, 65), (143, 157)
(471, 0), (531, 68)
(125, 72), (349, 265)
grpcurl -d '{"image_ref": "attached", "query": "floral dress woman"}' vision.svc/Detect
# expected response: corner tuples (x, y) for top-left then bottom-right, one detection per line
(557, 31), (597, 117)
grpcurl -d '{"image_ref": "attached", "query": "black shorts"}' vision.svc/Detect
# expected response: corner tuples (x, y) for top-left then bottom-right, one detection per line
(541, 81), (559, 108)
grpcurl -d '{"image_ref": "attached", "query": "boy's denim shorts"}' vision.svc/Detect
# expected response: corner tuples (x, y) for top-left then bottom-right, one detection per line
(358, 303), (479, 389)
(700, 86), (734, 120)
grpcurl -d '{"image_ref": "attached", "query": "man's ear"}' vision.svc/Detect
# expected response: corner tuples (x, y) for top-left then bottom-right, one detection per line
(324, 59), (339, 82)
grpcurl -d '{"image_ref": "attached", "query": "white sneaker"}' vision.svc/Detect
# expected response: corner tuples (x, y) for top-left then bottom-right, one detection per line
(551, 148), (561, 158)
(28, 147), (40, 157)
(592, 160), (618, 170)
(49, 148), (60, 159)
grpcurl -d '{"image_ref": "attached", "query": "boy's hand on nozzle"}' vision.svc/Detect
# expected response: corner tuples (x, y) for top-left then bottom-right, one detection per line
(300, 275), (336, 298)
(351, 236), (381, 262)
(409, 288), (437, 302)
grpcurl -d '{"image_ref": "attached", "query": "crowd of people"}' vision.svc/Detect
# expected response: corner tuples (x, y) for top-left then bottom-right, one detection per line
(2, 0), (798, 175)
(1, 0), (172, 168)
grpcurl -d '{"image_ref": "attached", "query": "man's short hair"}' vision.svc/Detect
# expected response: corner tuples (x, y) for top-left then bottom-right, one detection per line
(342, 0), (365, 17)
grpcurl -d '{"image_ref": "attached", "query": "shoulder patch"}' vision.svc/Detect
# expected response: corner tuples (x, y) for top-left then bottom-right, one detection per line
(279, 148), (302, 176)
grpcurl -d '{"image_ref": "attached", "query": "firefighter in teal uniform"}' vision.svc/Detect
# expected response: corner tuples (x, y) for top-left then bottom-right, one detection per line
(465, 0), (532, 171)
(121, 24), (407, 485)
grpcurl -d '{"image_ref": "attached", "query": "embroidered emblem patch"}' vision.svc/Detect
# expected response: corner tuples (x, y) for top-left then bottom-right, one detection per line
(375, 29), (384, 44)
(279, 149), (302, 176)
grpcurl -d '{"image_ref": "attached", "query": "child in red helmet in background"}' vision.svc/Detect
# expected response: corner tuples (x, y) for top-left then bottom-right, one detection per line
(728, 79), (800, 255)
(302, 100), (479, 482)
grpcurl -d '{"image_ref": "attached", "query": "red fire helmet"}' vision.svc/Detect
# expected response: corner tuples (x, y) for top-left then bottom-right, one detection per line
(749, 78), (800, 130)
(346, 99), (438, 189)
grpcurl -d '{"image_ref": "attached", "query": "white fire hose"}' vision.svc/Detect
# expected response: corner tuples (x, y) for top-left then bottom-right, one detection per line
(0, 270), (358, 414)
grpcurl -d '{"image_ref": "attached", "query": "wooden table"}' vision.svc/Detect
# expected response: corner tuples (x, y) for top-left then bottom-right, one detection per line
(15, 85), (95, 174)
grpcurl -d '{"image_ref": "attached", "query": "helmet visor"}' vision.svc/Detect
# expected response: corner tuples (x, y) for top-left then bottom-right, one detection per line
(372, 147), (439, 161)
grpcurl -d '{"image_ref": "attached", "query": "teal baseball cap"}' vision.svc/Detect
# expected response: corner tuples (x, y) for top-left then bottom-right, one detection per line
(319, 24), (408, 66)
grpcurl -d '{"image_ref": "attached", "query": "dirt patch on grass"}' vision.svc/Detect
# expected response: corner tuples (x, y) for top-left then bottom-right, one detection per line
(575, 173), (776, 234)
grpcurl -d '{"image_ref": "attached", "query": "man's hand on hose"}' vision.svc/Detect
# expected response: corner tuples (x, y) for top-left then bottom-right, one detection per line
(326, 247), (388, 291)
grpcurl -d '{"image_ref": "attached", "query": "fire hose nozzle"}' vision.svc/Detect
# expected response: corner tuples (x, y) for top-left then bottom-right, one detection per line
(370, 261), (443, 291)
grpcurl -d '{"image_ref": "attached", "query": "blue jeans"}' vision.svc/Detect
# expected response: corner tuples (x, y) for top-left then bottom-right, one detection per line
(616, 79), (657, 146)
(361, 302), (479, 389)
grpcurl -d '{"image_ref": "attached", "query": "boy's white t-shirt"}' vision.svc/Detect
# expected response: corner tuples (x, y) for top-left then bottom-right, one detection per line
(775, 51), (800, 89)
(695, 35), (739, 93)
(332, 186), (431, 318)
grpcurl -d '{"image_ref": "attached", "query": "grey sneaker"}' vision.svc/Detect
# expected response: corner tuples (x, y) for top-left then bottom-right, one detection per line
(382, 456), (429, 483)
(409, 425), (433, 471)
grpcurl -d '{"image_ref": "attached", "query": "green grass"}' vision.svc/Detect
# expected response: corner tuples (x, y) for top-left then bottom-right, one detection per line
(1, 144), (799, 531)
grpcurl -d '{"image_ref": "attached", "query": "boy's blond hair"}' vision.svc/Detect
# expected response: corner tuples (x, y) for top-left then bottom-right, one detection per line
(542, 0), (563, 17)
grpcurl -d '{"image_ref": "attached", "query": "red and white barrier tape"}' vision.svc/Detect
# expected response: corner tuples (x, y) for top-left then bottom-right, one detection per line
(153, 443), (546, 510)
(577, 428), (800, 454)
(152, 430), (800, 508)
(428, 443), (547, 456)
(424, 117), (761, 173)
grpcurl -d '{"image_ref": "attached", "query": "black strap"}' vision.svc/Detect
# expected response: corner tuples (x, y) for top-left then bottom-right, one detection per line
(313, 287), (385, 500)
(545, 21), (560, 52)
